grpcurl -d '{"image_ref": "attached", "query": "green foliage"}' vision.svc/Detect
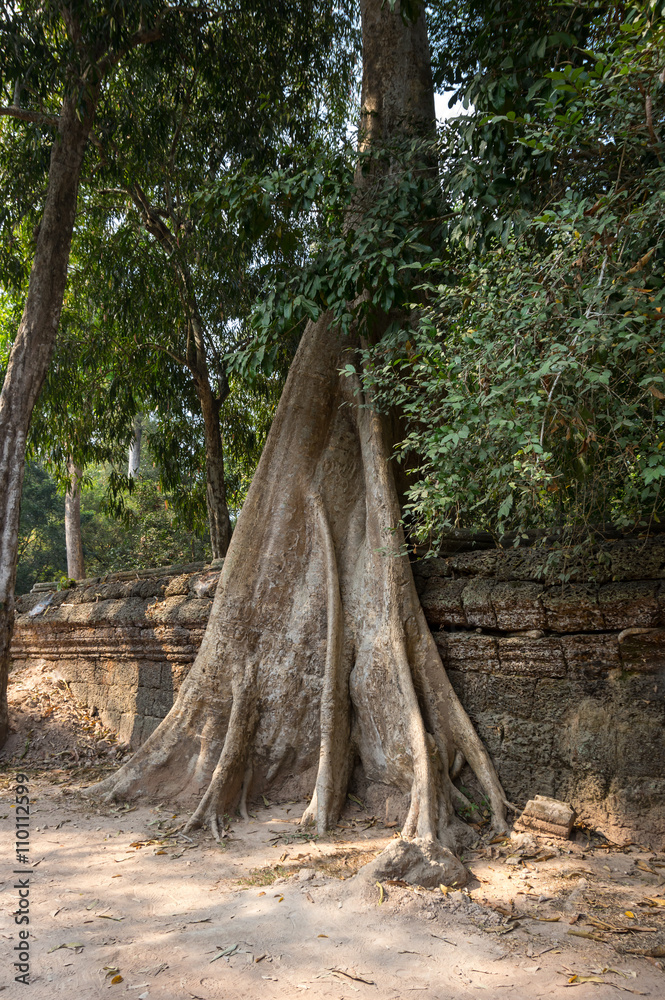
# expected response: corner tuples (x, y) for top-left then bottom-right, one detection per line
(80, 466), (211, 575)
(15, 460), (211, 595)
(359, 0), (665, 546)
(15, 461), (67, 594)
(248, 0), (665, 548)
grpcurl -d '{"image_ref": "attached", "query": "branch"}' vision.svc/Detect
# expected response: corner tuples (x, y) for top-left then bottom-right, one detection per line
(133, 335), (191, 372)
(645, 93), (663, 164)
(0, 106), (59, 126)
(98, 23), (165, 75)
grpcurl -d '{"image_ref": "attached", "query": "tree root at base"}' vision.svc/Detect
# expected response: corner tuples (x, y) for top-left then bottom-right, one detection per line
(87, 312), (512, 880)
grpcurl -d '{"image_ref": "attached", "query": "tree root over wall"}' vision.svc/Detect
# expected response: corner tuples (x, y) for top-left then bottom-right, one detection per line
(93, 312), (511, 879)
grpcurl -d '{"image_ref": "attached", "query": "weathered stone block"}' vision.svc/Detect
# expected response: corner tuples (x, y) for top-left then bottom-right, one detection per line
(164, 573), (192, 597)
(130, 578), (168, 599)
(445, 633), (500, 673)
(496, 636), (566, 677)
(461, 579), (497, 628)
(542, 584), (603, 632)
(491, 581), (545, 630)
(561, 633), (621, 675)
(599, 581), (661, 629)
(610, 537), (665, 580)
(446, 550), (498, 577)
(619, 628), (665, 673)
(420, 578), (467, 627)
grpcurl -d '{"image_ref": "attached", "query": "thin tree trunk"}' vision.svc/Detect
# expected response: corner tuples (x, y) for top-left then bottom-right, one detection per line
(0, 95), (95, 744)
(124, 185), (232, 558)
(65, 458), (85, 580)
(128, 414), (142, 479)
(197, 380), (231, 560)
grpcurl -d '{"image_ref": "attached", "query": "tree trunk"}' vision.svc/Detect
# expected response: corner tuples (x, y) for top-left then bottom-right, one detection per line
(123, 186), (232, 559)
(0, 95), (95, 745)
(65, 458), (85, 580)
(197, 379), (231, 560)
(95, 0), (508, 867)
(128, 414), (143, 479)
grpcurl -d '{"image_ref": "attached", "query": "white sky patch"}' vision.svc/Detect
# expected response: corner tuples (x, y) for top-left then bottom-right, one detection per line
(435, 90), (468, 121)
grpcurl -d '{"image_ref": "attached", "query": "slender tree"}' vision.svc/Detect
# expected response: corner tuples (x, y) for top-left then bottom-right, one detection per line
(64, 457), (85, 580)
(128, 415), (142, 480)
(0, 0), (176, 743)
(97, 0), (509, 876)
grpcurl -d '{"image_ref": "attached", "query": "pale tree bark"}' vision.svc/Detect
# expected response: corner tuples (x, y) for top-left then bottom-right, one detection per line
(95, 0), (509, 870)
(197, 378), (231, 560)
(127, 186), (232, 559)
(0, 95), (96, 744)
(128, 414), (143, 479)
(65, 458), (85, 580)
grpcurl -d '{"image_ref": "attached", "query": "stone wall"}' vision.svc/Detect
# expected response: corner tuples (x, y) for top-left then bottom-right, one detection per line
(11, 565), (220, 745)
(10, 538), (665, 847)
(415, 536), (665, 849)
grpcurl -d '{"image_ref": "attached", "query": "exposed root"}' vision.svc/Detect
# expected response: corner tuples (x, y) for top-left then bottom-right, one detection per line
(450, 749), (465, 781)
(239, 763), (253, 822)
(184, 671), (257, 836)
(301, 494), (351, 834)
(354, 396), (442, 843)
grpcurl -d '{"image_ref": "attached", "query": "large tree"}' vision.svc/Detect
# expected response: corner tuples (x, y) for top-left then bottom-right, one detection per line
(97, 0), (509, 874)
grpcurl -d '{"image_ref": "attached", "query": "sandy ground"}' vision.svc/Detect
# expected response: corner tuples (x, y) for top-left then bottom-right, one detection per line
(1, 663), (665, 1000)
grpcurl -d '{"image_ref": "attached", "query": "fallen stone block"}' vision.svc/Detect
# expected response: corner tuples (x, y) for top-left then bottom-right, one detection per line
(513, 794), (576, 840)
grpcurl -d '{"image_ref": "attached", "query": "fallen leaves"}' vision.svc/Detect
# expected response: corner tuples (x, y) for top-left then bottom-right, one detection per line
(563, 975), (647, 993)
(48, 942), (84, 954)
(566, 975), (608, 985)
(584, 916), (658, 935)
(622, 945), (665, 958)
(568, 930), (608, 943)
(635, 861), (660, 876)
(560, 966), (647, 994)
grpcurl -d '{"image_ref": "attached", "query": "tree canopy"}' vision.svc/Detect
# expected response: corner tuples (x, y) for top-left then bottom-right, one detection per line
(238, 0), (665, 553)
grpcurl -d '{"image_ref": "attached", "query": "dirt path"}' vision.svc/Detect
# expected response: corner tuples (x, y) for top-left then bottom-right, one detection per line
(1, 664), (664, 999)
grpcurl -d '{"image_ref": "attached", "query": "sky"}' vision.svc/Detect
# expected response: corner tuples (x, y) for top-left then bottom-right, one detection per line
(435, 91), (467, 121)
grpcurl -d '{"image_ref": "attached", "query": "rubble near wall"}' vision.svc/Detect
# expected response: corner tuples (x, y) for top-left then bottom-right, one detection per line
(10, 538), (665, 847)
